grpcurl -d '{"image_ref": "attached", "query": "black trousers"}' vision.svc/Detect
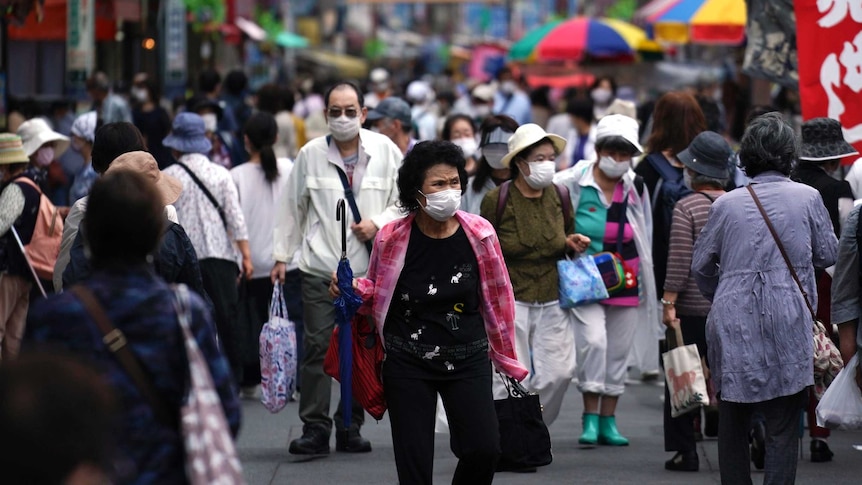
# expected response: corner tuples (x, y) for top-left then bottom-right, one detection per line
(384, 363), (499, 485)
(718, 390), (807, 485)
(663, 314), (708, 452)
(199, 258), (241, 385)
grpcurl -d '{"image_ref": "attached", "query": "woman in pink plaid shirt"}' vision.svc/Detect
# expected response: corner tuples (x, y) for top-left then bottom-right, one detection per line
(331, 140), (527, 484)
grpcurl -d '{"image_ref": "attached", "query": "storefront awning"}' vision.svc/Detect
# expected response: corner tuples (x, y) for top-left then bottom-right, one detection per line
(8, 0), (141, 42)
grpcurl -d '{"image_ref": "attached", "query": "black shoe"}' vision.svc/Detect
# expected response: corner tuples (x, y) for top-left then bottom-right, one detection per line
(750, 421), (766, 470)
(665, 451), (699, 472)
(335, 428), (372, 453)
(703, 407), (719, 438)
(289, 425), (330, 455)
(811, 439), (834, 463)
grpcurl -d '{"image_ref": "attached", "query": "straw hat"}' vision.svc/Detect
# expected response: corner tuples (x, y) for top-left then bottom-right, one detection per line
(106, 151), (183, 206)
(17, 118), (70, 158)
(0, 133), (31, 165)
(499, 124), (567, 169)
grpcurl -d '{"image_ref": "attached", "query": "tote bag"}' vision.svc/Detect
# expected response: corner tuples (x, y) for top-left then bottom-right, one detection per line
(259, 284), (298, 413)
(662, 324), (710, 418)
(495, 376), (552, 471)
(558, 254), (609, 309)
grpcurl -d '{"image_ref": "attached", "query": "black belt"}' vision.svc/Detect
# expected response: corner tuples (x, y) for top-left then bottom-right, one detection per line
(385, 335), (488, 361)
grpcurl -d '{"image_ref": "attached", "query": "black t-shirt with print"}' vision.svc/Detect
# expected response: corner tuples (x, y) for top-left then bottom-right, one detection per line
(383, 222), (488, 378)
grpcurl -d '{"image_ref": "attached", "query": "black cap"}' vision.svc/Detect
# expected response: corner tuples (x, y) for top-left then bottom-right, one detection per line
(677, 131), (732, 179)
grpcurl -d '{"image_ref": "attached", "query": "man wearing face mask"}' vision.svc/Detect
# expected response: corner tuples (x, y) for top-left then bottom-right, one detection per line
(406, 81), (439, 142)
(481, 124), (590, 428)
(130, 74), (173, 169)
(271, 81), (402, 456)
(492, 67), (532, 126)
(460, 115), (519, 215)
(366, 97), (417, 156)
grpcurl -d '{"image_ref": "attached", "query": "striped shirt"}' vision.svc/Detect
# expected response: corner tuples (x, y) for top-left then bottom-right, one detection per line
(665, 191), (722, 315)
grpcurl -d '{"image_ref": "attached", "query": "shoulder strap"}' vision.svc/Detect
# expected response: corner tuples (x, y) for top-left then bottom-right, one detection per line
(13, 176), (41, 194)
(698, 192), (715, 203)
(746, 185), (817, 321)
(333, 165), (373, 255)
(646, 153), (682, 182)
(495, 180), (512, 226)
(70, 285), (176, 428)
(174, 161), (227, 228)
(553, 183), (572, 228)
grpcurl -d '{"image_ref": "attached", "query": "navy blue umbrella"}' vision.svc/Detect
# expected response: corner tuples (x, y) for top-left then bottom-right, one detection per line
(334, 199), (363, 429)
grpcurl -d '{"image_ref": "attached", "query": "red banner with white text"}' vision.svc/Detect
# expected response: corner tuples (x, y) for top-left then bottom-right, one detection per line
(795, 0), (862, 164)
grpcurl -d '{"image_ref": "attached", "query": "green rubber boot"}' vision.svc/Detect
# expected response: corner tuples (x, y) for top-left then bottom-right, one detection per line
(598, 415), (629, 446)
(579, 413), (599, 445)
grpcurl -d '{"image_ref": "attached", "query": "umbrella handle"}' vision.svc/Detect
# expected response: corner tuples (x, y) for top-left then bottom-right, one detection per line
(337, 199), (347, 260)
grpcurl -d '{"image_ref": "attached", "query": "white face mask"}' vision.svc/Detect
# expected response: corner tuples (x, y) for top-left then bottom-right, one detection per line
(522, 161), (556, 189)
(591, 88), (613, 106)
(482, 144), (509, 170)
(132, 87), (148, 103)
(451, 137), (478, 158)
(597, 156), (631, 179)
(328, 115), (361, 142)
(34, 146), (55, 168)
(419, 189), (461, 222)
(201, 113), (218, 133)
(500, 81), (517, 95)
(474, 105), (492, 118)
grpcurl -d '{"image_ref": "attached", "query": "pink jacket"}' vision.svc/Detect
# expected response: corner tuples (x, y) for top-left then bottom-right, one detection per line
(355, 211), (528, 381)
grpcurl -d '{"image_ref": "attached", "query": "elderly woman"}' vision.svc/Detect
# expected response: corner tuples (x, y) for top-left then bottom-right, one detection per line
(332, 140), (527, 484)
(554, 114), (655, 447)
(461, 115), (519, 215)
(27, 170), (240, 483)
(480, 123), (589, 427)
(691, 112), (838, 484)
(660, 131), (732, 471)
(68, 111), (100, 204)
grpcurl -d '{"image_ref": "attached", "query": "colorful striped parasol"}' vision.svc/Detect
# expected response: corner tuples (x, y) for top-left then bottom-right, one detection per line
(509, 16), (663, 63)
(645, 0), (747, 45)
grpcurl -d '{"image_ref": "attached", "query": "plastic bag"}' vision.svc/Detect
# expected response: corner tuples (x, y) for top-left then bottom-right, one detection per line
(557, 254), (609, 309)
(816, 354), (862, 430)
(259, 284), (297, 413)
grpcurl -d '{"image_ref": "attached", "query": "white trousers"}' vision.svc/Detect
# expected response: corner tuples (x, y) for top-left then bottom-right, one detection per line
(571, 304), (639, 397)
(490, 300), (576, 426)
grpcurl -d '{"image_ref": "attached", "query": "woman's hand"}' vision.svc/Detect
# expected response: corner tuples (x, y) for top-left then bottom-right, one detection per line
(566, 233), (591, 253)
(662, 305), (677, 327)
(328, 270), (341, 300)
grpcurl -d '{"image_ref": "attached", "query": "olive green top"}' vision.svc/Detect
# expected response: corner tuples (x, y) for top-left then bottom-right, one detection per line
(480, 183), (573, 303)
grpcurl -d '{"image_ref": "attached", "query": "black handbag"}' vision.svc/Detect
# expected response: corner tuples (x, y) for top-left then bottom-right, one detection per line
(494, 376), (553, 471)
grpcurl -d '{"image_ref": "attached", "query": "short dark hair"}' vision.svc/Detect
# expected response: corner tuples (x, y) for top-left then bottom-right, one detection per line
(324, 82), (365, 109)
(198, 69), (222, 94)
(566, 99), (594, 123)
(739, 112), (797, 177)
(91, 123), (147, 174)
(397, 140), (467, 213)
(84, 171), (164, 268)
(223, 70), (248, 96)
(0, 352), (115, 484)
(441, 114), (475, 141)
(591, 75), (617, 95)
(85, 72), (110, 93)
(595, 135), (639, 156)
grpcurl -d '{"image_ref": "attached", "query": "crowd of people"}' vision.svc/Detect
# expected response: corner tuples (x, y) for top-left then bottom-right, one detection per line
(0, 64), (859, 485)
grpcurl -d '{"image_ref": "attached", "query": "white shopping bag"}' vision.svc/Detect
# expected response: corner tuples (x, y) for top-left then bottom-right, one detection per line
(662, 324), (709, 418)
(816, 354), (862, 430)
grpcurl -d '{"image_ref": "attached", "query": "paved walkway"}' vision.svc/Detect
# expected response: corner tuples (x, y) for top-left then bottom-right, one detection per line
(236, 380), (862, 484)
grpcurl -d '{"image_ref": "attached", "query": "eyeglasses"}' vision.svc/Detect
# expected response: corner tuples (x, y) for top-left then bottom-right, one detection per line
(327, 107), (360, 119)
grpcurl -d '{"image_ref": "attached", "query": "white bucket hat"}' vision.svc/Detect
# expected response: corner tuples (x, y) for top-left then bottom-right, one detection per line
(499, 123), (567, 169)
(17, 118), (70, 158)
(595, 114), (643, 155)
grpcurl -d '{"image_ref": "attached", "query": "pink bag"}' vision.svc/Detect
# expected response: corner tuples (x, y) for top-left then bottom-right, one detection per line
(259, 284), (298, 413)
(174, 286), (245, 485)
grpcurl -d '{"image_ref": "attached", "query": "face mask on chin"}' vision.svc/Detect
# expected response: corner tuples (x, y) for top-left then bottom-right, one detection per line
(418, 189), (461, 222)
(328, 116), (361, 142)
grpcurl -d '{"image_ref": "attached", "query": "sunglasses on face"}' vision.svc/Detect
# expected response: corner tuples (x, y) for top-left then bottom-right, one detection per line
(327, 107), (360, 118)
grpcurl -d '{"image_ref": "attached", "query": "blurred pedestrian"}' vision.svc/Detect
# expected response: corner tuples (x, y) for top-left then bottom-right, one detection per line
(17, 117), (70, 195)
(364, 67), (393, 110)
(461, 115), (518, 215)
(366, 97), (416, 156)
(407, 80), (439, 141)
(558, 99), (596, 171)
(554, 114), (655, 447)
(691, 112), (837, 484)
(131, 74), (173, 169)
(256, 84), (304, 160)
(68, 111), (100, 204)
(441, 114), (479, 175)
(198, 68), (238, 134)
(590, 76), (617, 121)
(164, 112), (253, 384)
(27, 170), (241, 483)
(85, 72), (132, 124)
(493, 67), (531, 125)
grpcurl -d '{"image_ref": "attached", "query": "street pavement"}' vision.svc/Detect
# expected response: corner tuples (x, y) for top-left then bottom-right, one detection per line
(236, 380), (862, 484)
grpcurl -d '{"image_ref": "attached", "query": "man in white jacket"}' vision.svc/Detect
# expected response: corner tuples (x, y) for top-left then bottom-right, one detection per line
(271, 81), (402, 456)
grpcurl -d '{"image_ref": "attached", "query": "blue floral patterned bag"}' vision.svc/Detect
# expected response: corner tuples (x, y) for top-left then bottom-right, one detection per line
(259, 284), (297, 413)
(558, 254), (609, 309)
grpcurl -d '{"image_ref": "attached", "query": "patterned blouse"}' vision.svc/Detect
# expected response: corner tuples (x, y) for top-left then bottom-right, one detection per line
(163, 153), (249, 262)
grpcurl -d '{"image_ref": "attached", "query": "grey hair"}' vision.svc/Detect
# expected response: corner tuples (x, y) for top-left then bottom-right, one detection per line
(738, 112), (798, 177)
(690, 173), (728, 189)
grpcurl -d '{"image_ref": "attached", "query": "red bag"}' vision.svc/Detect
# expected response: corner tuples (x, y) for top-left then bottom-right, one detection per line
(323, 313), (387, 420)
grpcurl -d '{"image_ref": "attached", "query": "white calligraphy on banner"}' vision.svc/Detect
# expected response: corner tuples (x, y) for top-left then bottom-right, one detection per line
(818, 5), (862, 143)
(817, 0), (862, 27)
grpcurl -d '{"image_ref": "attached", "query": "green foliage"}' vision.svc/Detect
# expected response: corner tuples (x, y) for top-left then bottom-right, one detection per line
(606, 0), (637, 21)
(183, 0), (226, 31)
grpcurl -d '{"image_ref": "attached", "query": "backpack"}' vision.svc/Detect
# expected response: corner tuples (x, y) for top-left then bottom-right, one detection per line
(646, 153), (692, 231)
(14, 177), (63, 281)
